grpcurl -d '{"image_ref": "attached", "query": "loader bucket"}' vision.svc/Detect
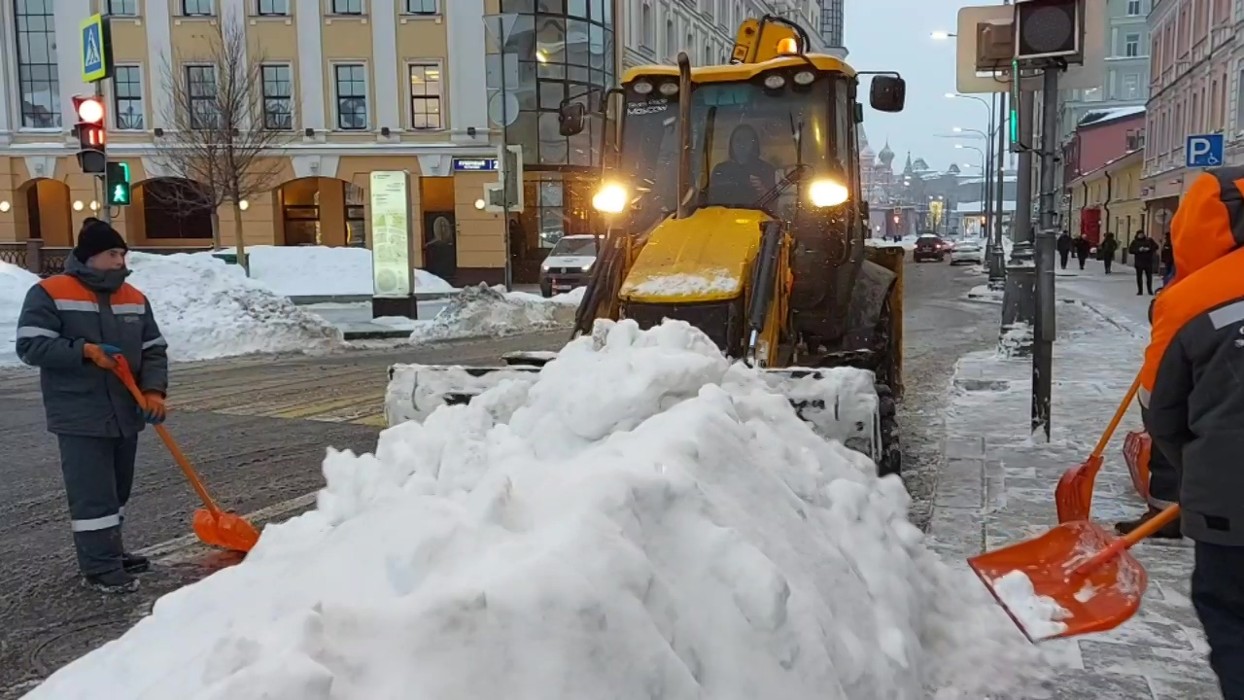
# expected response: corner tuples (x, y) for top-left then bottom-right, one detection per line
(385, 357), (884, 465)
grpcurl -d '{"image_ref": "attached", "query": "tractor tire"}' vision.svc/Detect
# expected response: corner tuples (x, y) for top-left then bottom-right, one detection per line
(875, 382), (901, 477)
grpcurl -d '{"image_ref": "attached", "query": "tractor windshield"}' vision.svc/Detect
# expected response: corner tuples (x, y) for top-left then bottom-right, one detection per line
(619, 74), (853, 221)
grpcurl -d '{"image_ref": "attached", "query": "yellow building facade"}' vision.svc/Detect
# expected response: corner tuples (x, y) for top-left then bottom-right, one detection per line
(1067, 150), (1144, 255)
(0, 0), (557, 285)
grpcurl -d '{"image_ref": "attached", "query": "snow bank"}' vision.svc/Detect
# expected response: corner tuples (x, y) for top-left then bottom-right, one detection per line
(0, 261), (41, 367)
(246, 245), (454, 297)
(30, 319), (1042, 700)
(127, 252), (343, 361)
(409, 283), (583, 343)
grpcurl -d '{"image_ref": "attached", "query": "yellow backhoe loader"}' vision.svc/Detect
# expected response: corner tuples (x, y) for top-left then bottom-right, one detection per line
(386, 16), (908, 475)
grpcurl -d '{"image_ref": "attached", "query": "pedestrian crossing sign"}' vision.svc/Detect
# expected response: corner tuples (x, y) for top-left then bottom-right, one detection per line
(80, 14), (113, 83)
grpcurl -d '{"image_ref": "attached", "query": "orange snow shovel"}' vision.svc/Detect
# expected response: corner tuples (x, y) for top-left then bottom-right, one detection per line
(111, 356), (260, 553)
(968, 504), (1180, 642)
(1054, 373), (1141, 523)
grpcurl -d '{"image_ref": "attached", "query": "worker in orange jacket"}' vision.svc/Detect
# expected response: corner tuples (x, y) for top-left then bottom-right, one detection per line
(1139, 166), (1244, 698)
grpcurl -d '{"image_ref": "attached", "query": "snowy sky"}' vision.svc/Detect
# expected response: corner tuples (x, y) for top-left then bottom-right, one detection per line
(845, 0), (990, 173)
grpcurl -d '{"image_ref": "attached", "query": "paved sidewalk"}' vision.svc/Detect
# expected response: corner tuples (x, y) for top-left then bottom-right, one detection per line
(930, 297), (1220, 699)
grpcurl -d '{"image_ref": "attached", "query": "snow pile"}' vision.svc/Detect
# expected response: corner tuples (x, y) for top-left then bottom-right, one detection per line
(997, 321), (1033, 358)
(127, 253), (343, 361)
(990, 571), (1069, 640)
(30, 319), (1043, 700)
(409, 283), (583, 343)
(622, 269), (742, 297)
(0, 261), (41, 367)
(245, 245), (455, 297)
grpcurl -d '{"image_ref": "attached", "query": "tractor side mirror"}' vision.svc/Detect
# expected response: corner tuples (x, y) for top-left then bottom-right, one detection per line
(558, 102), (587, 136)
(870, 75), (906, 113)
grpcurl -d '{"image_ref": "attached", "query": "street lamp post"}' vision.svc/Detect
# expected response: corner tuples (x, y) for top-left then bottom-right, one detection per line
(955, 144), (987, 239)
(947, 93), (995, 253)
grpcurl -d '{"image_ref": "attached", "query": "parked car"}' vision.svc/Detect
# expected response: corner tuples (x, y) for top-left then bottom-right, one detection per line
(949, 239), (984, 265)
(539, 234), (600, 297)
(912, 234), (948, 262)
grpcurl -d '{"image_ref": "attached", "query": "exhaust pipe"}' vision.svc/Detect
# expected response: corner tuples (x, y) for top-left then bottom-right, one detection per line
(676, 52), (692, 219)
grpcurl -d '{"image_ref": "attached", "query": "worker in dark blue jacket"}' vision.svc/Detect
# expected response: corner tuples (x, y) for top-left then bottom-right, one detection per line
(15, 221), (168, 594)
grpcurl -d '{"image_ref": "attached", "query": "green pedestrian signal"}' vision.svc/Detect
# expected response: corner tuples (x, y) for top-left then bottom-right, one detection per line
(105, 161), (131, 206)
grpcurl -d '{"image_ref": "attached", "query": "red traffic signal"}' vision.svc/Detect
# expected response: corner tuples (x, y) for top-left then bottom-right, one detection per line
(73, 95), (106, 125)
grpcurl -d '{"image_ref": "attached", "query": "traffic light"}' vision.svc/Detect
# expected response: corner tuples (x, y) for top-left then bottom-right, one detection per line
(105, 162), (131, 206)
(73, 95), (107, 174)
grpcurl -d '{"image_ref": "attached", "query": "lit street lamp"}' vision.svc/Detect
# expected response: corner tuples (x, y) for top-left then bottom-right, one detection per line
(931, 31), (956, 40)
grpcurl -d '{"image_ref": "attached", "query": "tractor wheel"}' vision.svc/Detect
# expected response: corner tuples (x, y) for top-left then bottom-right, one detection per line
(875, 382), (901, 477)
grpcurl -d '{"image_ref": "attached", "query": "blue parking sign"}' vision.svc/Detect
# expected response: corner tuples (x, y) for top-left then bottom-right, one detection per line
(80, 14), (112, 83)
(1186, 134), (1224, 168)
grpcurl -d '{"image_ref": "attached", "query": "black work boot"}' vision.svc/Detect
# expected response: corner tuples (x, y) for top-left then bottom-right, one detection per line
(122, 552), (150, 574)
(1114, 507), (1182, 539)
(82, 569), (139, 594)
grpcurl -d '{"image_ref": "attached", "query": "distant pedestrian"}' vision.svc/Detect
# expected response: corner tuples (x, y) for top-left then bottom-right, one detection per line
(15, 221), (168, 594)
(1099, 232), (1119, 274)
(1160, 236), (1174, 278)
(1141, 167), (1244, 698)
(1057, 231), (1072, 269)
(1074, 235), (1092, 269)
(1128, 231), (1158, 295)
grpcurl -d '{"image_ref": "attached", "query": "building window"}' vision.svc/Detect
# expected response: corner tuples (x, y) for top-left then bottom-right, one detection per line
(107, 0), (139, 15)
(404, 0), (436, 13)
(334, 64), (368, 129)
(256, 0), (289, 15)
(185, 65), (218, 129)
(1124, 33), (1140, 57)
(15, 0), (60, 129)
(112, 65), (144, 130)
(182, 0), (214, 15)
(408, 63), (443, 129)
(641, 3), (652, 49)
(1122, 73), (1140, 100)
(262, 64), (293, 129)
(1127, 0), (1142, 15)
(331, 0), (362, 14)
(665, 19), (674, 58)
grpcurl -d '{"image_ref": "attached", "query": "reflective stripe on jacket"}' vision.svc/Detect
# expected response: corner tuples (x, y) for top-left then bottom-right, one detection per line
(15, 262), (168, 437)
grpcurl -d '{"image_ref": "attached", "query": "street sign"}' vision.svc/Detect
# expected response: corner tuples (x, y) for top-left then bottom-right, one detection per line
(453, 157), (498, 172)
(80, 14), (113, 83)
(1186, 134), (1225, 168)
(955, 2), (1104, 94)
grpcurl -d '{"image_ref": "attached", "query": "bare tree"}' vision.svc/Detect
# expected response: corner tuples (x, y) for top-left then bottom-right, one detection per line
(149, 16), (290, 269)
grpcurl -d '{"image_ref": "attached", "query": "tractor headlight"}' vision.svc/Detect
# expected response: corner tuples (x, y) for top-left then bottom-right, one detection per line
(808, 179), (850, 207)
(763, 73), (786, 90)
(592, 182), (629, 213)
(793, 70), (816, 86)
(658, 81), (679, 96)
(633, 80), (653, 95)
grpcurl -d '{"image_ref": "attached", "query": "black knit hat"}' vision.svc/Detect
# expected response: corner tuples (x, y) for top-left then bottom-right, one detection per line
(73, 220), (128, 263)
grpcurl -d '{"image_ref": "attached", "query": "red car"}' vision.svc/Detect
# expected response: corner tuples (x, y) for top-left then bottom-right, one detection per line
(913, 234), (948, 262)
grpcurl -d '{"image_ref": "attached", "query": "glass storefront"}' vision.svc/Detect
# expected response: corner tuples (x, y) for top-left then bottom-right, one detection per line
(491, 0), (617, 280)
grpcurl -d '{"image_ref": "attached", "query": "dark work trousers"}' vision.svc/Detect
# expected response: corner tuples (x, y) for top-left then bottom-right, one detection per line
(1104, 258), (1114, 273)
(1193, 541), (1244, 700)
(1143, 407), (1179, 508)
(1059, 250), (1070, 269)
(57, 434), (138, 575)
(1136, 266), (1154, 294)
(1078, 253), (1088, 270)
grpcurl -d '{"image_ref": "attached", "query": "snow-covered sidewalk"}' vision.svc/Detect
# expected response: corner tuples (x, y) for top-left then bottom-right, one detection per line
(932, 295), (1218, 698)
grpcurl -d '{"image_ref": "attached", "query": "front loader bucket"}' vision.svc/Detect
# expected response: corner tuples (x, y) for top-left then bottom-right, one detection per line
(383, 356), (884, 467)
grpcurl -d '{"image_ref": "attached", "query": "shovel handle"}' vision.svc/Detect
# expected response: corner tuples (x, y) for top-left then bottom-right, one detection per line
(1090, 373), (1141, 458)
(1070, 503), (1181, 578)
(109, 356), (224, 518)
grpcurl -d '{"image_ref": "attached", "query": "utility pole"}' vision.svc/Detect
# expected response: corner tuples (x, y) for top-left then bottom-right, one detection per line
(988, 91), (1007, 288)
(983, 96), (995, 244)
(1032, 67), (1060, 439)
(1002, 79), (1035, 333)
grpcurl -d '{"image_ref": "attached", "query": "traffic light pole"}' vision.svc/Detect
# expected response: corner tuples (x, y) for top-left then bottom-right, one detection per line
(1032, 67), (1061, 440)
(94, 80), (111, 226)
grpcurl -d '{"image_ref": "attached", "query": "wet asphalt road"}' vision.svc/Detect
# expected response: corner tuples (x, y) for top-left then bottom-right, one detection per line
(0, 259), (1002, 695)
